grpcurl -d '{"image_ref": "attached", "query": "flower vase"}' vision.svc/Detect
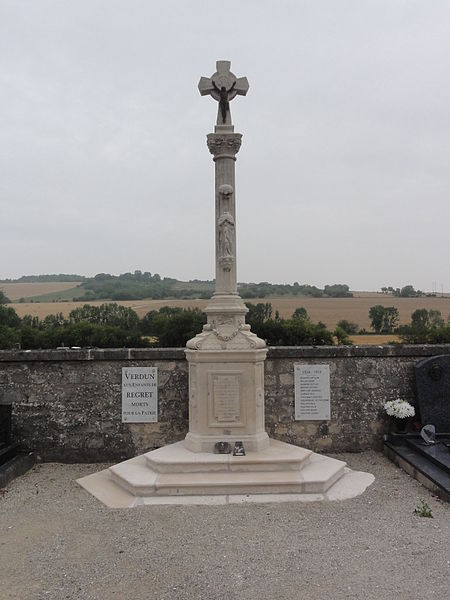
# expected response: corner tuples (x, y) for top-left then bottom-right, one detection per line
(392, 417), (409, 434)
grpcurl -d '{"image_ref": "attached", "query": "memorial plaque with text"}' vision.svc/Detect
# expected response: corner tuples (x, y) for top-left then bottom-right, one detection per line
(208, 371), (243, 427)
(213, 374), (240, 422)
(294, 364), (330, 420)
(122, 367), (158, 423)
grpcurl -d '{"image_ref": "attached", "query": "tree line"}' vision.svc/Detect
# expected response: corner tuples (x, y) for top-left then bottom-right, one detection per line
(1, 301), (449, 350)
(2, 270), (355, 302)
(380, 285), (433, 298)
(0, 302), (351, 350)
(367, 305), (450, 343)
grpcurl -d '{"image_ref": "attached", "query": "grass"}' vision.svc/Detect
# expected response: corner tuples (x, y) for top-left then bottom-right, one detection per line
(414, 500), (433, 518)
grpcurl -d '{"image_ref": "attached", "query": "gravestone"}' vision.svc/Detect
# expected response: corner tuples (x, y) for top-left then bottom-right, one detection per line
(415, 355), (450, 433)
(0, 404), (12, 449)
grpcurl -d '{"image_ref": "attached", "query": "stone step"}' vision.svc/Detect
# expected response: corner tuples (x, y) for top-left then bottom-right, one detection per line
(109, 450), (346, 497)
(145, 439), (312, 474)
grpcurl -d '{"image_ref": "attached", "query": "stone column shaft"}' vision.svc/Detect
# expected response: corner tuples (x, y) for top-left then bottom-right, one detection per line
(205, 131), (247, 326)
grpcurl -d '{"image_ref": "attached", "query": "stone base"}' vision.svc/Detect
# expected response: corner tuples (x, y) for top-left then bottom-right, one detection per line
(77, 439), (374, 508)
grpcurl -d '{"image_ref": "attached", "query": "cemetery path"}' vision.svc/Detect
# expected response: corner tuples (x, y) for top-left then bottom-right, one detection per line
(1, 451), (449, 600)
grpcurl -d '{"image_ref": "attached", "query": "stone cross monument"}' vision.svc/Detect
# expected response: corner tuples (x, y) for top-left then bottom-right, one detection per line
(184, 61), (270, 453)
(78, 60), (374, 506)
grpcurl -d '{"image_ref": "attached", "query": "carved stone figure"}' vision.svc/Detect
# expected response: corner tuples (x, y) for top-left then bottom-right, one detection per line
(222, 220), (233, 256)
(212, 81), (236, 123)
(219, 217), (234, 257)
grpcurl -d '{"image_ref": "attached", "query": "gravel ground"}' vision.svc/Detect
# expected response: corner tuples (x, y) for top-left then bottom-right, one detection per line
(1, 451), (449, 600)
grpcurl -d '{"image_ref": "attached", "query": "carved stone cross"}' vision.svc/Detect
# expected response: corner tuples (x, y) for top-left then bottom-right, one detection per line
(198, 61), (249, 127)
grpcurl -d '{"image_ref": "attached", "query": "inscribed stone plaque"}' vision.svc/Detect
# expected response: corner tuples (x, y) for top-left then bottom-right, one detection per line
(294, 364), (330, 420)
(122, 367), (158, 423)
(213, 374), (240, 422)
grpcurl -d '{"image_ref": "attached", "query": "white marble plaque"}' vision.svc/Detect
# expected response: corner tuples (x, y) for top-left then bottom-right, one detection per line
(294, 364), (330, 420)
(122, 367), (158, 423)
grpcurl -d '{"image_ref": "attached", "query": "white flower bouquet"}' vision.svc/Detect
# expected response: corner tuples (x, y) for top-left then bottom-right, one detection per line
(384, 399), (415, 419)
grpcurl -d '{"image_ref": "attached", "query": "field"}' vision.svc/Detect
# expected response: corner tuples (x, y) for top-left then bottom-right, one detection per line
(6, 290), (450, 335)
(348, 334), (401, 345)
(0, 282), (81, 301)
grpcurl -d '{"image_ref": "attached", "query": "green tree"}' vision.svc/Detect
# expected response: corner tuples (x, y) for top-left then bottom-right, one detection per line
(323, 284), (353, 298)
(245, 303), (273, 328)
(399, 309), (446, 344)
(251, 316), (334, 346)
(336, 319), (359, 334)
(0, 326), (20, 348)
(69, 303), (139, 329)
(17, 322), (148, 349)
(21, 314), (41, 328)
(292, 307), (309, 321)
(139, 310), (158, 335)
(0, 305), (21, 328)
(42, 313), (66, 328)
(399, 285), (418, 297)
(369, 305), (385, 333)
(0, 291), (10, 304)
(411, 308), (429, 328)
(334, 326), (353, 345)
(149, 308), (206, 347)
(369, 305), (399, 333)
(429, 310), (444, 328)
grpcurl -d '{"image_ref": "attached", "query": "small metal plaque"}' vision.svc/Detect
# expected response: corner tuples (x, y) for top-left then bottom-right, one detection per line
(233, 441), (245, 456)
(214, 441), (232, 454)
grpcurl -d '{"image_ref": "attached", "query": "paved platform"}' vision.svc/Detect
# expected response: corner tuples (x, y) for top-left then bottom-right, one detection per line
(77, 439), (374, 507)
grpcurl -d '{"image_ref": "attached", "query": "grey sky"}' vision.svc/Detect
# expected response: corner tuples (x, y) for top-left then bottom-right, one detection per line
(1, 0), (449, 291)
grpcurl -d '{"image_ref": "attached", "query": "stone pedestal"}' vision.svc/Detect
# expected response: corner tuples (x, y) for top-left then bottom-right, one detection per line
(184, 347), (269, 453)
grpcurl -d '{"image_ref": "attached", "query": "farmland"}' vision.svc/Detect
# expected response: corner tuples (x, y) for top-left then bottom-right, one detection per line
(5, 289), (450, 332)
(0, 281), (81, 302)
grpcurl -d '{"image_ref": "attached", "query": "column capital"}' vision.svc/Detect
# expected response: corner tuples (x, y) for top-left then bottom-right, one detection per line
(207, 133), (242, 159)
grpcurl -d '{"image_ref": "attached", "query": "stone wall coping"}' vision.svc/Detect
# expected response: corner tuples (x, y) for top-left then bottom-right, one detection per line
(267, 345), (450, 358)
(0, 348), (187, 362)
(0, 344), (449, 362)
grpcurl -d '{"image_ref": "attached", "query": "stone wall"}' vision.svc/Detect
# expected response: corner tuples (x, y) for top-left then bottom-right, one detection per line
(1, 345), (449, 462)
